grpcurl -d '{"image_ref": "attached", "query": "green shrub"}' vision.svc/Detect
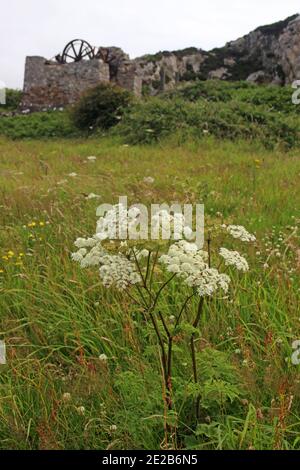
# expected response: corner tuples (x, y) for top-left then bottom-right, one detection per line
(70, 83), (133, 131)
(1, 89), (22, 111)
(166, 79), (299, 114)
(117, 96), (300, 148)
(116, 98), (192, 144)
(0, 110), (78, 139)
(165, 80), (248, 102)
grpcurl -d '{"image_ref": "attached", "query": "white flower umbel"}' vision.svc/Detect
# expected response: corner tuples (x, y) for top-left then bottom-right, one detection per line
(74, 237), (98, 249)
(219, 248), (249, 272)
(160, 240), (208, 278)
(225, 225), (256, 242)
(194, 268), (231, 297)
(99, 254), (141, 290)
(72, 204), (143, 290)
(71, 248), (87, 262)
(160, 240), (230, 296)
(72, 241), (141, 290)
(72, 241), (106, 268)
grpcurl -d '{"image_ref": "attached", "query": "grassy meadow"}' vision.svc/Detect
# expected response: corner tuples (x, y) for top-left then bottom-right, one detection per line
(0, 133), (300, 450)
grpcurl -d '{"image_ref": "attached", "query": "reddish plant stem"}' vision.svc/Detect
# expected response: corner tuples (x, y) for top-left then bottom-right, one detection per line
(190, 297), (204, 421)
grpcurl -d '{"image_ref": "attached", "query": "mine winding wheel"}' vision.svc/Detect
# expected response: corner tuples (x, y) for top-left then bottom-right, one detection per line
(58, 39), (95, 64)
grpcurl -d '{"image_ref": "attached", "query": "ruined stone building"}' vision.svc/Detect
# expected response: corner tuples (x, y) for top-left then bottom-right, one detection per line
(22, 14), (300, 110)
(22, 46), (142, 110)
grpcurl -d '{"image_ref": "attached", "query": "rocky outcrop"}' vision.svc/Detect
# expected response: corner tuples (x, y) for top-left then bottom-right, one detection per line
(277, 16), (300, 83)
(134, 48), (207, 93)
(134, 14), (300, 94)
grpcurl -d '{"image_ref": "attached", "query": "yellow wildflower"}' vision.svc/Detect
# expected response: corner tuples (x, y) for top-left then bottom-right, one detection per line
(7, 251), (14, 257)
(39, 222), (45, 227)
(254, 159), (262, 169)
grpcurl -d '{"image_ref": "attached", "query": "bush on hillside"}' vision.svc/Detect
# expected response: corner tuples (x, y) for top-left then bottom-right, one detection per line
(165, 80), (252, 103)
(70, 83), (133, 131)
(165, 79), (299, 114)
(0, 111), (77, 139)
(1, 89), (22, 110)
(117, 98), (192, 144)
(117, 97), (300, 148)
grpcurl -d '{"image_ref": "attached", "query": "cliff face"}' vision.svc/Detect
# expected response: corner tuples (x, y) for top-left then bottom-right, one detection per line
(134, 14), (300, 94)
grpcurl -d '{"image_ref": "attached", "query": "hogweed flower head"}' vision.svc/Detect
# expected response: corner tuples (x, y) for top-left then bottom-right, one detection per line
(194, 268), (231, 297)
(99, 353), (108, 362)
(219, 247), (249, 272)
(72, 204), (144, 290)
(72, 241), (141, 290)
(160, 240), (230, 296)
(225, 225), (256, 242)
(160, 240), (208, 279)
(99, 254), (141, 290)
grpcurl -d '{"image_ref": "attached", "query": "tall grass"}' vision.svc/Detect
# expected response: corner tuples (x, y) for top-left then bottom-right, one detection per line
(0, 136), (299, 449)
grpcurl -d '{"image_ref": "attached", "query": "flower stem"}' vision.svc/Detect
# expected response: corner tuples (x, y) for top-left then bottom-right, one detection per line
(148, 311), (172, 410)
(190, 297), (204, 421)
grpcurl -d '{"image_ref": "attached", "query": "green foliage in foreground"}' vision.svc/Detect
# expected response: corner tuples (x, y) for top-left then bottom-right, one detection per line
(0, 137), (299, 450)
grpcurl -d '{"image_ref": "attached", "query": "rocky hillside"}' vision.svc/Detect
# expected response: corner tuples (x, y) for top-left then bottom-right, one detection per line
(133, 14), (300, 94)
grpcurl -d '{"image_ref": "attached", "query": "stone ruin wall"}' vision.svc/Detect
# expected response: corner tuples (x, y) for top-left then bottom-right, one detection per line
(21, 55), (142, 111)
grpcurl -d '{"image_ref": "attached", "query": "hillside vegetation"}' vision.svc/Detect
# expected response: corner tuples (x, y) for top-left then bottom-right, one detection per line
(0, 81), (299, 149)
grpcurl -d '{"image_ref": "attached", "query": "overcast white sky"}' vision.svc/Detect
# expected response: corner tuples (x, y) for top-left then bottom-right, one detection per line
(1, 0), (299, 88)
